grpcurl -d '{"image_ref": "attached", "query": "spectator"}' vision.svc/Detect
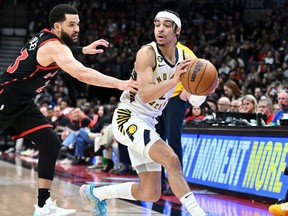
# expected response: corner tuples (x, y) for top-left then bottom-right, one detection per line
(81, 101), (98, 128)
(254, 87), (264, 101)
(241, 94), (258, 113)
(185, 106), (206, 122)
(217, 96), (231, 112)
(93, 124), (115, 172)
(90, 105), (111, 133)
(230, 99), (240, 112)
(51, 105), (73, 134)
(59, 107), (94, 164)
(81, 101), (94, 117)
(206, 97), (217, 112)
(60, 98), (73, 115)
(237, 97), (245, 113)
(257, 98), (275, 124)
(271, 90), (288, 125)
(223, 80), (242, 101)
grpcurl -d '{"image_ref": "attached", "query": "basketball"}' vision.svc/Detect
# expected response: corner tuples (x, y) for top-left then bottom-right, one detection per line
(180, 58), (218, 95)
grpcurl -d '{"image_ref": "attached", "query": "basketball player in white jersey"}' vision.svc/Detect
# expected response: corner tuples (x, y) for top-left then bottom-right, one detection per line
(80, 10), (217, 216)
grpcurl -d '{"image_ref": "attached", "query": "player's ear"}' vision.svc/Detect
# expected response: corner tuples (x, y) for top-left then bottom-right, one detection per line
(54, 23), (61, 32)
(176, 28), (181, 37)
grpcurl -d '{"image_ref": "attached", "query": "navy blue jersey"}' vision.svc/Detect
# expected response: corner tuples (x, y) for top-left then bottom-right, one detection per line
(0, 28), (60, 102)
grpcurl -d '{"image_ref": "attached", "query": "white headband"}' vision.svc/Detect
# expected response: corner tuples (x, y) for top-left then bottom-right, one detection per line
(155, 11), (181, 28)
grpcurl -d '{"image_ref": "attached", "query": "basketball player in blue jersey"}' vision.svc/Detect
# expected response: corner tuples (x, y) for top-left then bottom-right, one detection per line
(0, 4), (137, 216)
(80, 10), (217, 216)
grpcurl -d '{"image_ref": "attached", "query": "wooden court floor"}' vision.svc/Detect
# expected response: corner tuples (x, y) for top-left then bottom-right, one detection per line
(0, 152), (272, 216)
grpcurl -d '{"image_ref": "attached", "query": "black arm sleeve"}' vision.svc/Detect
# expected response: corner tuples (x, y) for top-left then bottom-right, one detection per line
(69, 46), (83, 55)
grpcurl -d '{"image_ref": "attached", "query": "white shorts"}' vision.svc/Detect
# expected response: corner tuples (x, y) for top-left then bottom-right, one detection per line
(112, 107), (161, 173)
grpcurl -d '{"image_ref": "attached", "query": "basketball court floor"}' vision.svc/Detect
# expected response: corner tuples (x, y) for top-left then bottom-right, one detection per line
(0, 152), (272, 216)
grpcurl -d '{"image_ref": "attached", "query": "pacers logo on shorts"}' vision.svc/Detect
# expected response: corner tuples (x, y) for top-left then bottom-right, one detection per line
(126, 124), (137, 141)
(116, 108), (131, 135)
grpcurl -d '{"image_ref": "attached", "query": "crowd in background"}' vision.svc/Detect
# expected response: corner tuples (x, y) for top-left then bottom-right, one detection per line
(26, 1), (288, 105)
(2, 0), (288, 169)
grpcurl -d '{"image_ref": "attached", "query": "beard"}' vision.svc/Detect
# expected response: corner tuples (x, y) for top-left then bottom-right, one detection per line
(61, 31), (79, 47)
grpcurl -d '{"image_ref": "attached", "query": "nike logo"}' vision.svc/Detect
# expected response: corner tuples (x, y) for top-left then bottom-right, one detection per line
(184, 193), (193, 199)
(158, 64), (165, 67)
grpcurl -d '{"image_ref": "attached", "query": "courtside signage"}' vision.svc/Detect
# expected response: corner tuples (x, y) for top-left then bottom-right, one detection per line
(182, 134), (288, 199)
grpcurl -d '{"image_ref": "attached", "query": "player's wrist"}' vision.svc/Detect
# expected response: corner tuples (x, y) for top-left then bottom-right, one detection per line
(70, 46), (84, 55)
(82, 46), (87, 54)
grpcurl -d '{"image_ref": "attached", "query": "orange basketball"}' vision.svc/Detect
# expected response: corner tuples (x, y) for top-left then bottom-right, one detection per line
(180, 58), (218, 95)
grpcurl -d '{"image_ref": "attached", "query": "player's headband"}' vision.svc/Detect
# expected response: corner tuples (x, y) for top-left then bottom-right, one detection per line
(154, 11), (181, 28)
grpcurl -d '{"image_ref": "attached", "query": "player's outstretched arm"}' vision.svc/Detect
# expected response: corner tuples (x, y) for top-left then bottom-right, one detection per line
(38, 41), (137, 92)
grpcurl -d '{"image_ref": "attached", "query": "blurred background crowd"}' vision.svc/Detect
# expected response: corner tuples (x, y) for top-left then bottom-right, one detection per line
(2, 0), (288, 171)
(25, 0), (288, 107)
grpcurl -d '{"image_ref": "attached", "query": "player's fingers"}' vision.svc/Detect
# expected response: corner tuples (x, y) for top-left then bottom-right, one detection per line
(96, 39), (109, 44)
(178, 60), (191, 70)
(95, 49), (104, 53)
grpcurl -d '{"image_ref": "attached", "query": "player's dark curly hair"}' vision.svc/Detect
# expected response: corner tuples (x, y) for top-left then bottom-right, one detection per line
(49, 4), (78, 29)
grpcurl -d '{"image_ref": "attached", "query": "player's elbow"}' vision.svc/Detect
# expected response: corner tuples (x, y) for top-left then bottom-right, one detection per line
(138, 91), (150, 103)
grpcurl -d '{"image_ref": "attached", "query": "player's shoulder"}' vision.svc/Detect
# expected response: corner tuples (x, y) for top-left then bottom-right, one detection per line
(137, 43), (155, 58)
(135, 43), (156, 68)
(177, 42), (197, 58)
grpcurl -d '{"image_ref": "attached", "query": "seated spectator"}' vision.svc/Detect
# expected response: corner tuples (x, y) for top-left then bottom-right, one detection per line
(254, 87), (264, 101)
(51, 105), (73, 134)
(223, 80), (242, 101)
(81, 101), (95, 119)
(271, 90), (288, 125)
(206, 97), (217, 112)
(217, 96), (231, 112)
(59, 107), (93, 164)
(203, 97), (217, 119)
(60, 98), (73, 116)
(237, 97), (245, 113)
(265, 82), (282, 102)
(86, 124), (115, 172)
(257, 98), (275, 125)
(81, 101), (99, 128)
(230, 99), (240, 112)
(241, 94), (258, 113)
(95, 124), (115, 172)
(185, 105), (206, 122)
(86, 133), (104, 170)
(90, 105), (113, 133)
